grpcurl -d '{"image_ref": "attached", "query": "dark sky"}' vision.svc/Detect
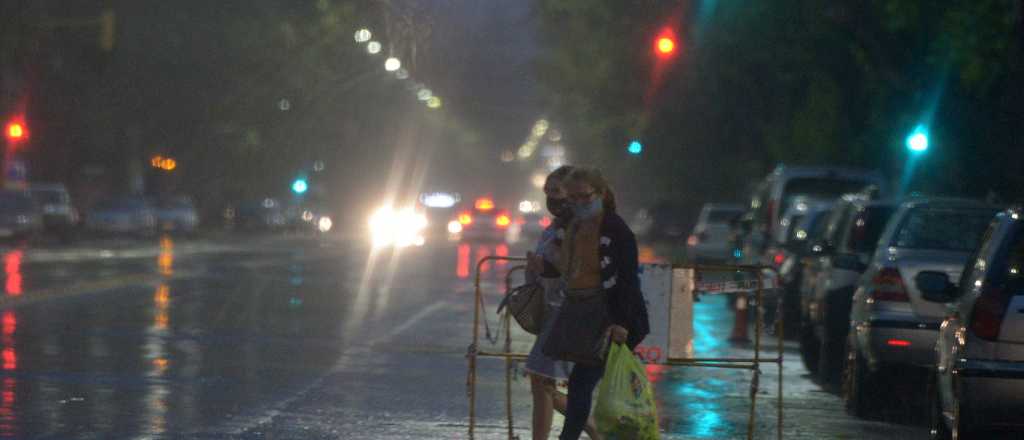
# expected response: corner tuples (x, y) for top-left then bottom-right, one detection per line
(421, 1), (541, 156)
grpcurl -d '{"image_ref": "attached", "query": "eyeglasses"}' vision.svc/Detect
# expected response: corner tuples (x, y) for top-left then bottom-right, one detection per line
(567, 191), (595, 202)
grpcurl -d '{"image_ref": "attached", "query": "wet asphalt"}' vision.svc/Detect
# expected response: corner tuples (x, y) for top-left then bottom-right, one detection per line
(0, 233), (931, 439)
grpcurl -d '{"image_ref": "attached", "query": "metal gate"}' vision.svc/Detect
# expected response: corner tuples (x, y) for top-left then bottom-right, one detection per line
(465, 256), (785, 440)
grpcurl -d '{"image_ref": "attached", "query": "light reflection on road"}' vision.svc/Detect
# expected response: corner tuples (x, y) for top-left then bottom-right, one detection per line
(4, 251), (22, 297)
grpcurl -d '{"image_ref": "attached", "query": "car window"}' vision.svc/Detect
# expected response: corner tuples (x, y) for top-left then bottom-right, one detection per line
(822, 203), (853, 246)
(781, 178), (873, 211)
(707, 209), (741, 224)
(892, 208), (996, 252)
(984, 220), (1024, 295)
(844, 206), (895, 253)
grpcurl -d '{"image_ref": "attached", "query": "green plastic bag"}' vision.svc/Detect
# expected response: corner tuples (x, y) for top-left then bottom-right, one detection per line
(593, 343), (660, 440)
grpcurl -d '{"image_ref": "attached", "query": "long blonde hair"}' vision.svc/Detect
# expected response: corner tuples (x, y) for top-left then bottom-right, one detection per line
(565, 166), (617, 214)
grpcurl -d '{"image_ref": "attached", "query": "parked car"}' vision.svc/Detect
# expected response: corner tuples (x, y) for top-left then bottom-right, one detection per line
(0, 189), (43, 241)
(798, 194), (897, 383)
(739, 165), (889, 267)
(843, 198), (1000, 417)
(777, 202), (834, 336)
(85, 196), (157, 236)
(28, 183), (78, 240)
(155, 196), (199, 233)
(686, 203), (744, 264)
(924, 206), (1024, 438)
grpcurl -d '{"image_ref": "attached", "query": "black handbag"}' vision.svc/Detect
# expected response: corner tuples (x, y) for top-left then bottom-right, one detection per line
(496, 282), (545, 335)
(541, 288), (611, 367)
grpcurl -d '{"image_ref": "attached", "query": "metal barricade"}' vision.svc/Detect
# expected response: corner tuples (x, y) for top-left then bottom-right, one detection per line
(465, 257), (785, 440)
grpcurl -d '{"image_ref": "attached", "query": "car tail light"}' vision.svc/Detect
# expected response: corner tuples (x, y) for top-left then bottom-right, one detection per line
(970, 287), (1009, 341)
(869, 268), (909, 302)
(773, 251), (786, 266)
(474, 198), (495, 212)
(687, 234), (699, 247)
(495, 214), (511, 228)
(886, 338), (911, 347)
(539, 216), (552, 228)
(458, 213), (473, 225)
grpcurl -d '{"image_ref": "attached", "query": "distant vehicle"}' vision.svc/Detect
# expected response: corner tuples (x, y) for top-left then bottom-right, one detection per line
(0, 189), (43, 240)
(417, 191), (461, 238)
(447, 196), (511, 243)
(739, 165), (889, 267)
(644, 200), (690, 242)
(84, 196), (157, 236)
(844, 198), (1000, 417)
(797, 194), (897, 384)
(155, 196), (199, 233)
(506, 211), (552, 244)
(368, 204), (427, 248)
(686, 203), (744, 264)
(28, 183), (78, 239)
(231, 198), (287, 231)
(924, 206), (1024, 438)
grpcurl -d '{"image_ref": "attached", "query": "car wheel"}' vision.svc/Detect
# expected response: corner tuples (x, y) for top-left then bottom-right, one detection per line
(843, 335), (876, 418)
(799, 322), (820, 374)
(929, 372), (952, 440)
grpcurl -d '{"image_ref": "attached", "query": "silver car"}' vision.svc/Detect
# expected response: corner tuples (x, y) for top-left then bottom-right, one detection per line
(924, 207), (1024, 438)
(687, 203), (744, 264)
(844, 198), (999, 417)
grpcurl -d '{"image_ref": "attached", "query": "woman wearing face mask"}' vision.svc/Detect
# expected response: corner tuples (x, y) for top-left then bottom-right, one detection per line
(555, 166), (650, 440)
(524, 166), (602, 440)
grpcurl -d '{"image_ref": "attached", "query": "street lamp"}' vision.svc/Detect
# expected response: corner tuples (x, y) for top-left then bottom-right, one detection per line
(385, 57), (401, 72)
(367, 41), (382, 55)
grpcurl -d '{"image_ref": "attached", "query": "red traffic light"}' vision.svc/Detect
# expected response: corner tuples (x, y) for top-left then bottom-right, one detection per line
(654, 28), (678, 59)
(5, 122), (26, 142)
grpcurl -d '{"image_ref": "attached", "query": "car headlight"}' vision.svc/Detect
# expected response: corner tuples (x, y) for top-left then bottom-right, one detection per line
(369, 206), (428, 248)
(318, 216), (333, 232)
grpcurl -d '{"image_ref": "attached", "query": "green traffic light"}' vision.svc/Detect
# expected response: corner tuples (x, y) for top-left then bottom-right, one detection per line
(628, 140), (643, 155)
(292, 179), (308, 194)
(905, 125), (929, 153)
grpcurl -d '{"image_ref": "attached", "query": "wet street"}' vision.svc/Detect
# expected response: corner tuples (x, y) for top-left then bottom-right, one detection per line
(0, 234), (930, 439)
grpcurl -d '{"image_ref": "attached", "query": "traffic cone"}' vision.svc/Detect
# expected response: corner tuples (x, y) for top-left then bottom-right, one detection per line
(729, 295), (750, 343)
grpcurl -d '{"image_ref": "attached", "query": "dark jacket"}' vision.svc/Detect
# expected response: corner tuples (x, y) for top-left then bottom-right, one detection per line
(598, 212), (651, 350)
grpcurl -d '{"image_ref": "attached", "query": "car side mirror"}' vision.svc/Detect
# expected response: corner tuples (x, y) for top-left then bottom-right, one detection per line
(916, 271), (958, 303)
(833, 253), (867, 272)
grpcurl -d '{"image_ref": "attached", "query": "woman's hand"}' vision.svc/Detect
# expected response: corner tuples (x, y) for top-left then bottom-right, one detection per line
(609, 325), (629, 344)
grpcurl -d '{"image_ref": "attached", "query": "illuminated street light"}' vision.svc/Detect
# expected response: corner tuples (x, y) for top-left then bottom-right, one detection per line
(385, 57), (401, 72)
(905, 125), (929, 153)
(367, 41), (382, 55)
(427, 96), (442, 109)
(417, 89), (433, 101)
(354, 29), (372, 43)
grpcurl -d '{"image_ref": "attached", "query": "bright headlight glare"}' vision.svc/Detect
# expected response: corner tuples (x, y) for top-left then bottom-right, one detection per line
(370, 206), (428, 248)
(318, 216), (333, 232)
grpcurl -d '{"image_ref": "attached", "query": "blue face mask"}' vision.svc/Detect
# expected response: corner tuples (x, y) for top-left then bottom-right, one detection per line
(573, 198), (603, 220)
